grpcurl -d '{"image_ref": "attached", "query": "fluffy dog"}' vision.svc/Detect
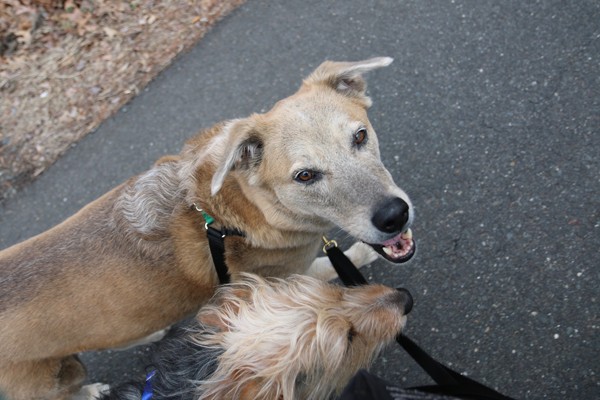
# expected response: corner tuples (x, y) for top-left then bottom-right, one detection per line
(100, 273), (413, 400)
(0, 57), (415, 399)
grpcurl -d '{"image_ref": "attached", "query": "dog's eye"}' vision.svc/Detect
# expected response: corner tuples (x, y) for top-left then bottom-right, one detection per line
(294, 169), (321, 184)
(347, 326), (357, 344)
(353, 128), (367, 146)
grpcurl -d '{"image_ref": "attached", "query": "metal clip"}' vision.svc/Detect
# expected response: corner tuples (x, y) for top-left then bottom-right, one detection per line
(193, 203), (215, 230)
(322, 235), (338, 254)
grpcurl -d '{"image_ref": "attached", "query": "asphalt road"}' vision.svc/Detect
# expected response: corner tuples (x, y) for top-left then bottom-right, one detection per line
(1, 1), (598, 399)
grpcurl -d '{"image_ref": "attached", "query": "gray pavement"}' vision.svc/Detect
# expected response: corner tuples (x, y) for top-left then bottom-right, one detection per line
(1, 1), (599, 399)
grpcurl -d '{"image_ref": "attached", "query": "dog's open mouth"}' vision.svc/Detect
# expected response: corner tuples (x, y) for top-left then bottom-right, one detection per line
(367, 228), (415, 264)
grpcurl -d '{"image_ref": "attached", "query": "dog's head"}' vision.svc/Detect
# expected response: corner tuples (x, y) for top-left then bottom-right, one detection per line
(194, 273), (411, 399)
(209, 57), (415, 263)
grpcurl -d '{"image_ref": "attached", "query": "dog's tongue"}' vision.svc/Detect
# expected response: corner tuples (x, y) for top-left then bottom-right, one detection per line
(366, 228), (415, 263)
(381, 229), (414, 259)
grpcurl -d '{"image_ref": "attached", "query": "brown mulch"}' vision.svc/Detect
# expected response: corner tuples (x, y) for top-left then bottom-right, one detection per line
(0, 0), (245, 201)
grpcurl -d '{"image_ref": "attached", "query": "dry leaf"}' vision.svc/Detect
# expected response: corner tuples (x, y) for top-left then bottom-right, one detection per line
(103, 27), (118, 38)
(15, 30), (32, 46)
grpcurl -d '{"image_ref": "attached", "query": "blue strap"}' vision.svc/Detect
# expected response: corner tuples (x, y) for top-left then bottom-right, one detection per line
(141, 370), (156, 400)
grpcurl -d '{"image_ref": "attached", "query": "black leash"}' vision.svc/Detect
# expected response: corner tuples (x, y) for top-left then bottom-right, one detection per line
(322, 237), (368, 286)
(322, 238), (516, 400)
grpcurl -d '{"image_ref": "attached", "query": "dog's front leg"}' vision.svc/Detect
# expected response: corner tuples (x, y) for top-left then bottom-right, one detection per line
(306, 242), (378, 281)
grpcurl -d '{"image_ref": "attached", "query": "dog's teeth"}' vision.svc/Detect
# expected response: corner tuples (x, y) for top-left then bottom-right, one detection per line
(400, 228), (413, 240)
(382, 246), (394, 256)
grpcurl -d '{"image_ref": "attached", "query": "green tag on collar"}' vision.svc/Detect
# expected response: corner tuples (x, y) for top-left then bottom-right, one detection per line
(193, 204), (215, 227)
(201, 210), (215, 226)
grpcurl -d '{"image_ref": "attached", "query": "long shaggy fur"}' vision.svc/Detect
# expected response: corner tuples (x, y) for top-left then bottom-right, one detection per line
(101, 274), (410, 400)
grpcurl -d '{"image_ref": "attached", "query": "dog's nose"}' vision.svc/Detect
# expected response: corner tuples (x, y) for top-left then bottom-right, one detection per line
(372, 197), (410, 233)
(395, 287), (413, 315)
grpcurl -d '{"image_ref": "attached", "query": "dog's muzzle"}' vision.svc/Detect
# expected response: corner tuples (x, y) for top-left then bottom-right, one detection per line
(368, 197), (416, 263)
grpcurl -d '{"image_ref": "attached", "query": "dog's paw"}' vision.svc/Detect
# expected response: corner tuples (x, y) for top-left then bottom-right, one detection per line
(72, 383), (109, 400)
(141, 328), (169, 344)
(345, 242), (379, 267)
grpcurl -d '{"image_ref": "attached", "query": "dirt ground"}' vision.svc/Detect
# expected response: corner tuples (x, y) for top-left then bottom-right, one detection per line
(0, 0), (245, 201)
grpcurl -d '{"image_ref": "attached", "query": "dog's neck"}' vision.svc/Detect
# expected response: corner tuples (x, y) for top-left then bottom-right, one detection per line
(192, 172), (332, 249)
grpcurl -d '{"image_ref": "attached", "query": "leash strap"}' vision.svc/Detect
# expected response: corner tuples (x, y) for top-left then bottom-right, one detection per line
(323, 239), (515, 400)
(322, 243), (368, 286)
(396, 335), (514, 399)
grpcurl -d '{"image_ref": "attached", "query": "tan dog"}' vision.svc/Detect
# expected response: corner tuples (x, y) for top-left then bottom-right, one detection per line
(100, 273), (413, 400)
(0, 57), (415, 400)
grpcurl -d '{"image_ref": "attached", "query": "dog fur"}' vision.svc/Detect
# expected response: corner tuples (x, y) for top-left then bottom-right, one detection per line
(0, 57), (414, 400)
(99, 273), (412, 400)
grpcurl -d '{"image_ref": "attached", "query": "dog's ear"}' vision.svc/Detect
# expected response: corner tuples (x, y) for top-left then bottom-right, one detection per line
(316, 313), (351, 370)
(303, 57), (393, 106)
(210, 119), (263, 196)
(197, 309), (227, 331)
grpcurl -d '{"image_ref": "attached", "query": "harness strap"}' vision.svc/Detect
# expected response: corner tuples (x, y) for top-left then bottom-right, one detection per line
(206, 226), (232, 285)
(138, 208), (243, 400)
(193, 204), (245, 285)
